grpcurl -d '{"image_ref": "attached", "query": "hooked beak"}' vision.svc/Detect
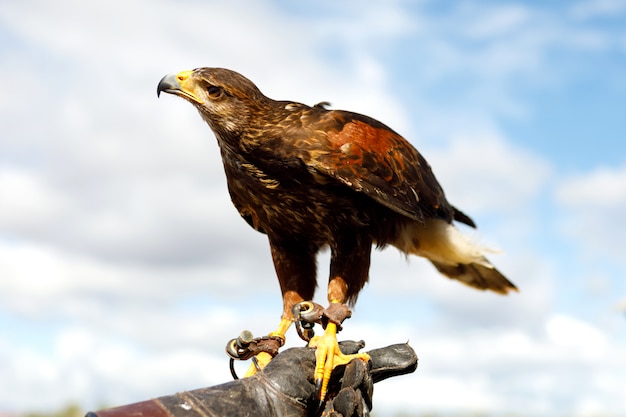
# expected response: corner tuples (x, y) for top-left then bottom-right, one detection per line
(157, 70), (204, 104)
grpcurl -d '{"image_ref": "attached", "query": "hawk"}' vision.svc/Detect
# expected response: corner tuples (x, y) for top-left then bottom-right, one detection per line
(157, 68), (517, 399)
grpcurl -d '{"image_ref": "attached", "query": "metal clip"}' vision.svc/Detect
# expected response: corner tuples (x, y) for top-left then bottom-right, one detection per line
(225, 330), (284, 379)
(292, 301), (324, 342)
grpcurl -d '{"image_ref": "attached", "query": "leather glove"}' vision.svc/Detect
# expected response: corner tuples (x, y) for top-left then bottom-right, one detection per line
(87, 341), (417, 417)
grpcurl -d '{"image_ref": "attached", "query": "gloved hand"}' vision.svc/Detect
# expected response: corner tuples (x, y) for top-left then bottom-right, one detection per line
(87, 341), (417, 417)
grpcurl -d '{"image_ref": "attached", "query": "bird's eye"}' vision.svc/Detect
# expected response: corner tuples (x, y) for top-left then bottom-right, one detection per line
(207, 85), (223, 99)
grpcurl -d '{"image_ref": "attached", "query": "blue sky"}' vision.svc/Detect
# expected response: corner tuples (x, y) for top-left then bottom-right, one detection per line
(1, 0), (626, 416)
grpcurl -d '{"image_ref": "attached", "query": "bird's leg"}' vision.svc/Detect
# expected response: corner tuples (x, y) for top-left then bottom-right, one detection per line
(240, 238), (317, 377)
(241, 308), (296, 378)
(310, 277), (371, 401)
(242, 288), (307, 377)
(241, 317), (292, 378)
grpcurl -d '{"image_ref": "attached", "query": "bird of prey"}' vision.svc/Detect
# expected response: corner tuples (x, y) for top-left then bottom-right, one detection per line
(157, 68), (517, 399)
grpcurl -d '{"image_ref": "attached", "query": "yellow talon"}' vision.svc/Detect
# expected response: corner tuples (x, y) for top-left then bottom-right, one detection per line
(310, 322), (371, 401)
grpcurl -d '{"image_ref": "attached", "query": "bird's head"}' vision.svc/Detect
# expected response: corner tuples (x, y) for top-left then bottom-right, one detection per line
(157, 67), (269, 137)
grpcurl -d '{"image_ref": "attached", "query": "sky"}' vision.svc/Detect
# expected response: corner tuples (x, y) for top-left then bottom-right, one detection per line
(1, 0), (626, 416)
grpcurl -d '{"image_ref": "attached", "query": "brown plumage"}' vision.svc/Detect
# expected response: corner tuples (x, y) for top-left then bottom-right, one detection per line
(157, 67), (517, 395)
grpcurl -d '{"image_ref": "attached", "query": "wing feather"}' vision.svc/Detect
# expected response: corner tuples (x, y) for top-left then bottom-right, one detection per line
(300, 110), (465, 225)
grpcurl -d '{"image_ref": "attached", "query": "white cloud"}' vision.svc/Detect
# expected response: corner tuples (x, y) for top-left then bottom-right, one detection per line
(570, 0), (626, 20)
(546, 314), (608, 360)
(365, 314), (626, 416)
(0, 239), (279, 320)
(425, 131), (551, 215)
(0, 168), (69, 233)
(0, 324), (232, 412)
(556, 164), (626, 264)
(557, 164), (626, 207)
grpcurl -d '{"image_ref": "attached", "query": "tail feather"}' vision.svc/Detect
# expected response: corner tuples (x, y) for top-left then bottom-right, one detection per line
(392, 218), (518, 295)
(431, 260), (517, 294)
